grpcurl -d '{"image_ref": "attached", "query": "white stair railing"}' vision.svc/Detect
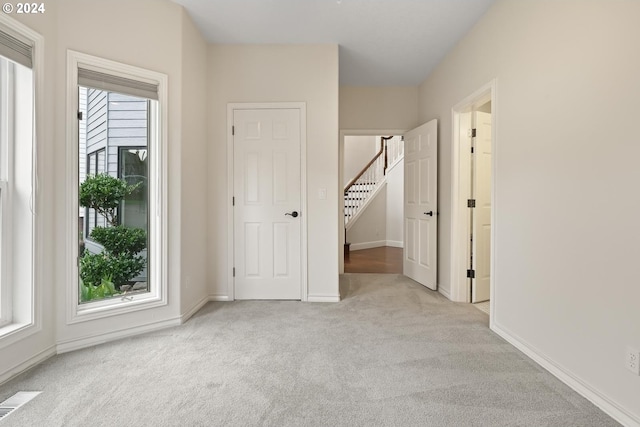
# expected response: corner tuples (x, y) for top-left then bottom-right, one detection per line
(386, 135), (404, 169)
(344, 148), (385, 227)
(344, 136), (405, 229)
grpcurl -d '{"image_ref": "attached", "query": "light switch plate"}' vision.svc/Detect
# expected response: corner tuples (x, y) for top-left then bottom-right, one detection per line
(318, 188), (327, 199)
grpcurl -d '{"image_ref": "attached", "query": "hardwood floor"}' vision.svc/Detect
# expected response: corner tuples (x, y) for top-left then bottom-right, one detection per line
(344, 246), (403, 273)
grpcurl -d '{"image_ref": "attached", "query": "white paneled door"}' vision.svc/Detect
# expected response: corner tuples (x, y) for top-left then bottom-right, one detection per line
(233, 108), (302, 300)
(403, 119), (438, 290)
(471, 111), (492, 303)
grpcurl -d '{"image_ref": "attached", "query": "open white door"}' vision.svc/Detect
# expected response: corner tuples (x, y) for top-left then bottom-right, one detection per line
(403, 119), (438, 290)
(233, 108), (302, 300)
(471, 111), (492, 302)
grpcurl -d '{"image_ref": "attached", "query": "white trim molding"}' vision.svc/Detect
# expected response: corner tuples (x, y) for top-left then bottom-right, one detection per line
(450, 79), (497, 306)
(0, 345), (56, 386)
(349, 241), (387, 251)
(57, 317), (180, 354)
(179, 296), (210, 324)
(493, 323), (640, 427)
(307, 294), (341, 303)
(227, 102), (308, 301)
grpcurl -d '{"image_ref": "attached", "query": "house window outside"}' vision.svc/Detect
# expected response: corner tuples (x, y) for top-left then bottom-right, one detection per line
(84, 147), (106, 236)
(78, 89), (150, 303)
(68, 51), (167, 321)
(0, 37), (35, 331)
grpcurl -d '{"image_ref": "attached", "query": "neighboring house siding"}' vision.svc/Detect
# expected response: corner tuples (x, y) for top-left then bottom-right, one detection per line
(80, 89), (147, 236)
(78, 87), (87, 185)
(106, 93), (148, 178)
(79, 87), (87, 219)
(86, 89), (108, 156)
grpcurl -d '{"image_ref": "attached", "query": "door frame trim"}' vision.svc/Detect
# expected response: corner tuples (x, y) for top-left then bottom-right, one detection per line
(226, 102), (308, 301)
(450, 80), (497, 317)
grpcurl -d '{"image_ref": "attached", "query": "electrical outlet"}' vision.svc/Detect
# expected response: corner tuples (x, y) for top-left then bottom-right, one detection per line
(626, 347), (640, 375)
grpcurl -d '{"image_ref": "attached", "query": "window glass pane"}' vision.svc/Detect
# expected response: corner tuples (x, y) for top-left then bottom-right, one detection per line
(78, 88), (150, 303)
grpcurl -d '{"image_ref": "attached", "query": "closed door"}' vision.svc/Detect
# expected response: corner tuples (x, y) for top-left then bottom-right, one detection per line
(403, 119), (438, 290)
(233, 108), (302, 300)
(471, 111), (492, 302)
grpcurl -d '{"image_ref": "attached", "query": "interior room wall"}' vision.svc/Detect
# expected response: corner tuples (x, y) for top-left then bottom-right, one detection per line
(417, 0), (640, 423)
(1, 7), (58, 385)
(52, 0), (187, 348)
(345, 160), (403, 250)
(385, 160), (404, 247)
(4, 0), (208, 379)
(346, 186), (387, 249)
(207, 44), (340, 301)
(343, 135), (378, 186)
(339, 88), (417, 273)
(179, 9), (210, 317)
(339, 86), (418, 131)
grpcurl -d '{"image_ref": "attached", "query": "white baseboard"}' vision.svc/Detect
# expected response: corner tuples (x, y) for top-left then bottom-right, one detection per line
(209, 295), (232, 302)
(0, 344), (56, 386)
(349, 241), (403, 250)
(307, 294), (341, 302)
(180, 296), (210, 324)
(438, 286), (451, 300)
(56, 317), (182, 354)
(492, 322), (640, 427)
(350, 240), (386, 251)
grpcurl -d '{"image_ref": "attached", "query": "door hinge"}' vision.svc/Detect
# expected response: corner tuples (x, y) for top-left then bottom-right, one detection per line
(467, 199), (476, 208)
(468, 128), (477, 138)
(471, 146), (475, 154)
(467, 269), (475, 279)
(232, 125), (235, 135)
(232, 196), (235, 206)
(232, 267), (235, 277)
(77, 111), (83, 121)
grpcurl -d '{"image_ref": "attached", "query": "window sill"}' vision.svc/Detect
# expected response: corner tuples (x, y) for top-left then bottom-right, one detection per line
(68, 291), (166, 325)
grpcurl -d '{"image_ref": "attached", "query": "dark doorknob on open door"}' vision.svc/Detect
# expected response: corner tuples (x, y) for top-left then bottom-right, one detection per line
(285, 211), (299, 218)
(423, 211), (434, 216)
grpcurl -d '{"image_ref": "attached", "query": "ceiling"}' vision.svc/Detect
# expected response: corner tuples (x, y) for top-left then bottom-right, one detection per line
(171, 0), (496, 86)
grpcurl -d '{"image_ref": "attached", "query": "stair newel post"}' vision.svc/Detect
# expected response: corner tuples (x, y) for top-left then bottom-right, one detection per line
(382, 136), (392, 176)
(384, 138), (388, 175)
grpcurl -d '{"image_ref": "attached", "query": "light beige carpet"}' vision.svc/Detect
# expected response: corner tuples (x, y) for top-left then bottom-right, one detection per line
(0, 274), (619, 426)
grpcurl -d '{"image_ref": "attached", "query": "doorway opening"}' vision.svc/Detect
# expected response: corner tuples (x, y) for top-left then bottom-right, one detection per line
(451, 81), (496, 319)
(339, 131), (404, 274)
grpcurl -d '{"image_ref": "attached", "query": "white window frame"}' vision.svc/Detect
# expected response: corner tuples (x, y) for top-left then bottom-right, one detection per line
(0, 14), (42, 346)
(66, 51), (168, 324)
(0, 58), (13, 329)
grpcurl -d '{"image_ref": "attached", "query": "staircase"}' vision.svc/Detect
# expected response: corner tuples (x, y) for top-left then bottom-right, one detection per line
(344, 136), (404, 230)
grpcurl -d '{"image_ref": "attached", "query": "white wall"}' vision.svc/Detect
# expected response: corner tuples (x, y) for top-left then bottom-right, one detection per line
(0, 10), (57, 383)
(343, 135), (377, 186)
(346, 160), (404, 250)
(339, 88), (417, 272)
(346, 186), (387, 249)
(53, 0), (185, 347)
(385, 160), (404, 246)
(179, 9), (210, 317)
(2, 0), (210, 379)
(418, 0), (640, 423)
(340, 86), (418, 130)
(208, 44), (340, 301)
